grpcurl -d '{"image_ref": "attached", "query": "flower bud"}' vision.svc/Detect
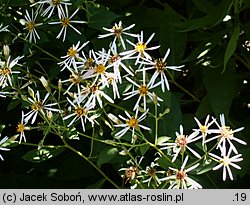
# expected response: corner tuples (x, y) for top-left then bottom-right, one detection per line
(3, 45), (10, 58)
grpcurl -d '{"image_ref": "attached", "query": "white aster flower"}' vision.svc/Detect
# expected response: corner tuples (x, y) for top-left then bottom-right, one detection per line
(209, 147), (243, 181)
(123, 70), (163, 111)
(61, 70), (83, 94)
(24, 89), (60, 124)
(16, 111), (30, 143)
(159, 156), (202, 189)
(49, 5), (86, 42)
(82, 49), (111, 87)
(120, 31), (160, 64)
(98, 21), (137, 50)
(205, 114), (246, 156)
(138, 49), (184, 91)
(79, 83), (114, 108)
(0, 55), (23, 88)
(0, 23), (9, 32)
(32, 0), (72, 18)
(63, 97), (96, 131)
(119, 156), (144, 189)
(58, 41), (89, 71)
(0, 134), (10, 161)
(106, 43), (134, 83)
(141, 161), (165, 187)
(23, 9), (43, 43)
(193, 115), (217, 146)
(114, 109), (150, 141)
(160, 125), (202, 162)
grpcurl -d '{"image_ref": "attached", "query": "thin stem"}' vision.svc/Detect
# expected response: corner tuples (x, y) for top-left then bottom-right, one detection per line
(154, 102), (158, 145)
(61, 136), (120, 188)
(167, 70), (200, 102)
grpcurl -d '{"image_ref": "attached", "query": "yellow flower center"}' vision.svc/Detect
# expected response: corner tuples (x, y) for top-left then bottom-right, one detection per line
(127, 116), (138, 128)
(220, 126), (233, 139)
(135, 43), (146, 53)
(139, 85), (148, 95)
(61, 18), (70, 27)
(17, 123), (25, 133)
(0, 68), (10, 76)
(200, 125), (207, 133)
(75, 107), (87, 117)
(220, 156), (230, 166)
(31, 101), (43, 111)
(26, 21), (35, 31)
(176, 170), (187, 180)
(96, 64), (106, 74)
(176, 135), (187, 147)
(155, 59), (166, 72)
(67, 47), (77, 58)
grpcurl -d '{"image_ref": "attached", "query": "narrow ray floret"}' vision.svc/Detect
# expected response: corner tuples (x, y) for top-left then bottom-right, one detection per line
(209, 147), (243, 181)
(0, 134), (10, 161)
(120, 31), (160, 64)
(159, 156), (202, 189)
(23, 9), (43, 43)
(63, 97), (97, 131)
(123, 70), (163, 111)
(24, 88), (60, 124)
(49, 5), (86, 42)
(114, 109), (150, 141)
(0, 56), (23, 88)
(160, 125), (201, 162)
(0, 24), (9, 33)
(98, 21), (138, 50)
(205, 114), (246, 156)
(138, 49), (184, 92)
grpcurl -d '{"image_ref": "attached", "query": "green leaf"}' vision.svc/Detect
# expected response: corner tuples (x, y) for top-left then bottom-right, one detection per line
(22, 147), (65, 163)
(192, 0), (215, 14)
(157, 156), (174, 170)
(223, 25), (240, 72)
(87, 4), (119, 30)
(203, 62), (235, 117)
(97, 147), (118, 166)
(175, 0), (234, 31)
(158, 93), (182, 137)
(1, 0), (30, 6)
(7, 99), (21, 112)
(85, 179), (106, 188)
(195, 95), (213, 118)
(140, 144), (150, 155)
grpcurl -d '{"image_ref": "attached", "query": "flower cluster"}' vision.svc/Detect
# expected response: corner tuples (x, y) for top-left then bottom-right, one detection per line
(119, 114), (246, 189)
(0, 1), (247, 189)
